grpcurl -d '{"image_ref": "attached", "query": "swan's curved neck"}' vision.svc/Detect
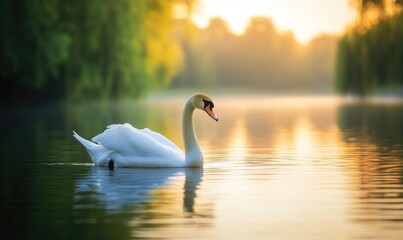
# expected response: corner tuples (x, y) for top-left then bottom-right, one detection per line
(182, 99), (203, 167)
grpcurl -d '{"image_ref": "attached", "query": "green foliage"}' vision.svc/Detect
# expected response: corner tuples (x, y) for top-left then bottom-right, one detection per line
(336, 1), (403, 96)
(0, 0), (185, 102)
(0, 0), (70, 89)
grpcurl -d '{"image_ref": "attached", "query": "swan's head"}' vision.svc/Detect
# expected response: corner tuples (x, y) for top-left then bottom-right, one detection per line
(190, 93), (219, 121)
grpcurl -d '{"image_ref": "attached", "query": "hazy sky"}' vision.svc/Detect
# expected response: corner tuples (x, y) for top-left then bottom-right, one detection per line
(191, 0), (357, 43)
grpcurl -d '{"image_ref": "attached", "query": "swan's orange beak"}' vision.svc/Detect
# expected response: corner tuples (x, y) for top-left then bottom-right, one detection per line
(205, 106), (218, 121)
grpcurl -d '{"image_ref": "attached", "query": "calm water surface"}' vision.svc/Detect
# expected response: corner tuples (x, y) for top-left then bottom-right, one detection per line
(1, 95), (403, 239)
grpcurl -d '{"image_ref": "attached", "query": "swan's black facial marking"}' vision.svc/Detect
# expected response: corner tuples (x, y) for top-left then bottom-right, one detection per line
(202, 99), (218, 121)
(202, 99), (214, 111)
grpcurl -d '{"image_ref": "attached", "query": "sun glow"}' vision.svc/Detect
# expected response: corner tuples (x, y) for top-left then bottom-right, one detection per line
(192, 0), (356, 43)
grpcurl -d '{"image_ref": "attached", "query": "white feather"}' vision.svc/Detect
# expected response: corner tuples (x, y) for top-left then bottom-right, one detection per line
(73, 93), (217, 168)
(75, 123), (185, 167)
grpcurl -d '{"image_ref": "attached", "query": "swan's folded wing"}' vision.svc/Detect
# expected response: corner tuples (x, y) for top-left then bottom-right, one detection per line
(91, 123), (183, 158)
(139, 128), (183, 153)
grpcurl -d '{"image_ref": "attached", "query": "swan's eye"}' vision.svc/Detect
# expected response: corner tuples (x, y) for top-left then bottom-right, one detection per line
(202, 99), (214, 110)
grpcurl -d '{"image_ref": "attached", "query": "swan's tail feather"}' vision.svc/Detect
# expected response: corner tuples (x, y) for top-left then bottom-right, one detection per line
(73, 131), (112, 165)
(73, 131), (97, 149)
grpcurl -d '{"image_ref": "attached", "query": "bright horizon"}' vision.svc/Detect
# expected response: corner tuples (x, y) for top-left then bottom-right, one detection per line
(191, 0), (357, 43)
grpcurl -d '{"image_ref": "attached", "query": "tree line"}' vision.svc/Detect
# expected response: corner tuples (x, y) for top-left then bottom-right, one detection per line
(173, 17), (338, 92)
(1, 0), (190, 103)
(7, 1), (385, 102)
(335, 0), (403, 96)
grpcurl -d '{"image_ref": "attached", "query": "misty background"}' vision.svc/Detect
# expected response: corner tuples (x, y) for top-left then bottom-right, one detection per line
(1, 0), (402, 103)
(173, 17), (336, 92)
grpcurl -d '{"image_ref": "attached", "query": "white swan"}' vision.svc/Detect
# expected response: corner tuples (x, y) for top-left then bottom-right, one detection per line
(73, 93), (218, 168)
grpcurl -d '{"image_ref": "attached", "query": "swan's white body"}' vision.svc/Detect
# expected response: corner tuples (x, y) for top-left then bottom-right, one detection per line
(73, 124), (186, 167)
(73, 93), (218, 168)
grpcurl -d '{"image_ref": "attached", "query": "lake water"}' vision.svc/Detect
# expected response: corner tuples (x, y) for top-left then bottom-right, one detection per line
(1, 95), (403, 239)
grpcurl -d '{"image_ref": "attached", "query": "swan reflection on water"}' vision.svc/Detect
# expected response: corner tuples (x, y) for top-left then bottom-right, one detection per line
(74, 167), (203, 214)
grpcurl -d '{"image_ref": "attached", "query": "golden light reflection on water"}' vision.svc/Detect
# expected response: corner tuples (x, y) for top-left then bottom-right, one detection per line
(291, 117), (314, 158)
(227, 119), (248, 161)
(72, 96), (403, 239)
(194, 97), (356, 239)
